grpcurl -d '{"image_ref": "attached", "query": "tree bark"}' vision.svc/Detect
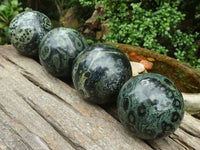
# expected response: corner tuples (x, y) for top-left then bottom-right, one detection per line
(0, 45), (200, 150)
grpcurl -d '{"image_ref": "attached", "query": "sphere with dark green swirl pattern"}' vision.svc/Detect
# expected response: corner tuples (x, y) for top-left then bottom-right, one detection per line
(72, 44), (132, 104)
(117, 73), (184, 140)
(9, 11), (53, 57)
(39, 27), (88, 78)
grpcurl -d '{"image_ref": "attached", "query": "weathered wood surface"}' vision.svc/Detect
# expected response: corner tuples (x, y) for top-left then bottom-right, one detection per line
(0, 45), (200, 150)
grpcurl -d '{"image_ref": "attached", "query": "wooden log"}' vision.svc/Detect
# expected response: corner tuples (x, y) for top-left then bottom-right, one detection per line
(0, 45), (200, 150)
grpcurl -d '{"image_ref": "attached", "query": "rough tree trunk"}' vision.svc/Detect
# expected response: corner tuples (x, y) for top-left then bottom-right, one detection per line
(0, 45), (200, 150)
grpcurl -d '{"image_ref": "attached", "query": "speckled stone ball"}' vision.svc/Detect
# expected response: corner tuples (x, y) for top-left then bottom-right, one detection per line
(9, 11), (53, 57)
(72, 44), (132, 104)
(117, 73), (184, 140)
(39, 27), (88, 78)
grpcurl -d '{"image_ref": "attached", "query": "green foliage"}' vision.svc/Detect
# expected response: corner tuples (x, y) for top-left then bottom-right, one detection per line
(78, 0), (98, 9)
(103, 2), (184, 55)
(79, 0), (97, 7)
(173, 30), (200, 69)
(0, 0), (24, 45)
(80, 0), (200, 70)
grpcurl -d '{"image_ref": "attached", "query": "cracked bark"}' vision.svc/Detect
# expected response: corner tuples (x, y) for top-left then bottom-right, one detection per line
(0, 45), (200, 150)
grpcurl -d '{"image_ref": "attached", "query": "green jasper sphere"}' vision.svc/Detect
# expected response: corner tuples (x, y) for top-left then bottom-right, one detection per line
(39, 27), (88, 78)
(72, 44), (132, 104)
(117, 73), (184, 140)
(9, 11), (53, 57)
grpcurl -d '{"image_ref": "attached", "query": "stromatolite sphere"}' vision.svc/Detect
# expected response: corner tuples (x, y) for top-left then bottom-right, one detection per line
(39, 27), (88, 78)
(9, 11), (53, 57)
(117, 73), (184, 140)
(72, 44), (132, 104)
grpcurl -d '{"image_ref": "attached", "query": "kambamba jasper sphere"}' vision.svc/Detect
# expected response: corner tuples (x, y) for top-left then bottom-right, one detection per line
(9, 11), (53, 57)
(39, 27), (88, 78)
(72, 44), (132, 104)
(117, 73), (184, 140)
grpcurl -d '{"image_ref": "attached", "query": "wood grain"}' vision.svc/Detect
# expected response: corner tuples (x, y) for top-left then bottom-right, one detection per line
(0, 45), (200, 150)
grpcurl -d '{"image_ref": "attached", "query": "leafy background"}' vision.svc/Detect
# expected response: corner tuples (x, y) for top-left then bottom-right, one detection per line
(0, 0), (200, 70)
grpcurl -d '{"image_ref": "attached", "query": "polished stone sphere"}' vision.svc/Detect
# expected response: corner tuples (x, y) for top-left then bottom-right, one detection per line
(117, 73), (184, 140)
(72, 44), (132, 104)
(9, 11), (53, 57)
(39, 27), (88, 78)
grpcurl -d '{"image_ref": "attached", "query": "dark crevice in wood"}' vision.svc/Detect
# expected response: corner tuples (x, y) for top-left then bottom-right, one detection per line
(20, 71), (83, 116)
(179, 126), (200, 138)
(0, 104), (35, 150)
(1, 55), (24, 70)
(0, 101), (53, 150)
(168, 136), (187, 150)
(17, 91), (104, 150)
(16, 92), (85, 150)
(170, 133), (195, 150)
(0, 103), (14, 120)
(0, 63), (5, 68)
